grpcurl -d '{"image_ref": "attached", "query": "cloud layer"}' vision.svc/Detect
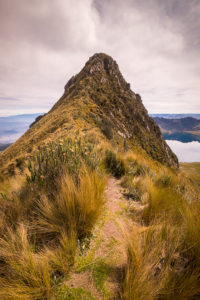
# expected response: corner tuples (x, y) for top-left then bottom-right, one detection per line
(0, 0), (199, 116)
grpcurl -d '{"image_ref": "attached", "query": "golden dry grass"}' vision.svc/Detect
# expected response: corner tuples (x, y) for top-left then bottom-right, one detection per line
(0, 165), (105, 299)
(122, 157), (200, 300)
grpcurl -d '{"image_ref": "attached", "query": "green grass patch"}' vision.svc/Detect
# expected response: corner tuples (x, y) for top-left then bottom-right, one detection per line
(57, 286), (96, 300)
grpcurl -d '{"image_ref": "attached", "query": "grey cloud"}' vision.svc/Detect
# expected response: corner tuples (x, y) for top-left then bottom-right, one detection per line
(0, 0), (199, 115)
(0, 96), (21, 102)
(0, 0), (98, 51)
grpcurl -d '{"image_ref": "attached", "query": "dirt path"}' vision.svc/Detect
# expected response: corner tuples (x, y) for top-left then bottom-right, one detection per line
(67, 177), (145, 299)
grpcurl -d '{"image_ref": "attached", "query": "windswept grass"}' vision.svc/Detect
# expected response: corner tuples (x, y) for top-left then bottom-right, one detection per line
(0, 224), (53, 300)
(0, 167), (105, 299)
(141, 178), (184, 224)
(34, 168), (105, 242)
(123, 224), (183, 300)
(0, 139), (199, 299)
(122, 155), (200, 300)
(0, 139), (106, 299)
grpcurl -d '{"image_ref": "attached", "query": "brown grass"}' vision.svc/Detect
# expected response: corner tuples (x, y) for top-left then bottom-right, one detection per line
(122, 157), (200, 299)
(0, 166), (105, 299)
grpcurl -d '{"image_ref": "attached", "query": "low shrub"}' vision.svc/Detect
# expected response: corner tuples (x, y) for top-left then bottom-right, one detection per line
(26, 138), (100, 193)
(7, 163), (15, 176)
(126, 161), (146, 177)
(98, 118), (113, 140)
(103, 150), (126, 178)
(121, 176), (143, 201)
(15, 157), (25, 171)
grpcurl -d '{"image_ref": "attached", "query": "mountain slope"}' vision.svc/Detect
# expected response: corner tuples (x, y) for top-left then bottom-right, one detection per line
(0, 53), (178, 172)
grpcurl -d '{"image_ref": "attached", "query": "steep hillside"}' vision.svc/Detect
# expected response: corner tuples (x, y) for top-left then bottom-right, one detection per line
(0, 53), (178, 174)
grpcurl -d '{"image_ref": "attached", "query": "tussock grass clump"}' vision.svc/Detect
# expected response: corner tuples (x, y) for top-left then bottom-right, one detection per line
(141, 179), (184, 224)
(181, 201), (200, 264)
(124, 212), (200, 299)
(103, 149), (126, 178)
(0, 225), (77, 299)
(126, 159), (147, 177)
(123, 224), (183, 300)
(0, 168), (105, 299)
(0, 224), (53, 300)
(123, 158), (200, 300)
(121, 176), (145, 201)
(35, 168), (105, 242)
(16, 157), (25, 171)
(0, 167), (105, 244)
(97, 118), (113, 140)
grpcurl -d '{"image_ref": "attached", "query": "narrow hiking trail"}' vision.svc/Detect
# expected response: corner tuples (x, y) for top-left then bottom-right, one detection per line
(66, 177), (146, 299)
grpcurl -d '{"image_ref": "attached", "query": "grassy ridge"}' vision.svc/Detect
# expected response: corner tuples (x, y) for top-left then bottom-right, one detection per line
(0, 139), (199, 299)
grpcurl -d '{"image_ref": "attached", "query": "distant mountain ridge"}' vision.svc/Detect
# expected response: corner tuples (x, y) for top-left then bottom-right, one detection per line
(153, 117), (200, 132)
(153, 116), (200, 143)
(150, 114), (200, 119)
(0, 143), (11, 151)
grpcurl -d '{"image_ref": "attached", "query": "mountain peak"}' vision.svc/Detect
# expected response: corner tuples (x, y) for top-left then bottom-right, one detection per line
(86, 53), (130, 89)
(86, 52), (118, 71)
(86, 52), (118, 74)
(0, 53), (178, 171)
(64, 53), (130, 96)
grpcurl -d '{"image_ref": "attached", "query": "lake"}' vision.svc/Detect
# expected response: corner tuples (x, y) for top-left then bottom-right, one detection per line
(166, 140), (200, 162)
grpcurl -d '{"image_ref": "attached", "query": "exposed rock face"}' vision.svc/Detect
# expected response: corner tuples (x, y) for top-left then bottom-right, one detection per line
(64, 76), (75, 94)
(0, 53), (178, 169)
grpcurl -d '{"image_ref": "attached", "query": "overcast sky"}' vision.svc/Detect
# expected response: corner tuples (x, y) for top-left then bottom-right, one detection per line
(0, 0), (199, 116)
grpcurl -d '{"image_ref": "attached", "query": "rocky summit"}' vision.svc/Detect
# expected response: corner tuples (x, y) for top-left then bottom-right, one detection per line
(0, 53), (178, 171)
